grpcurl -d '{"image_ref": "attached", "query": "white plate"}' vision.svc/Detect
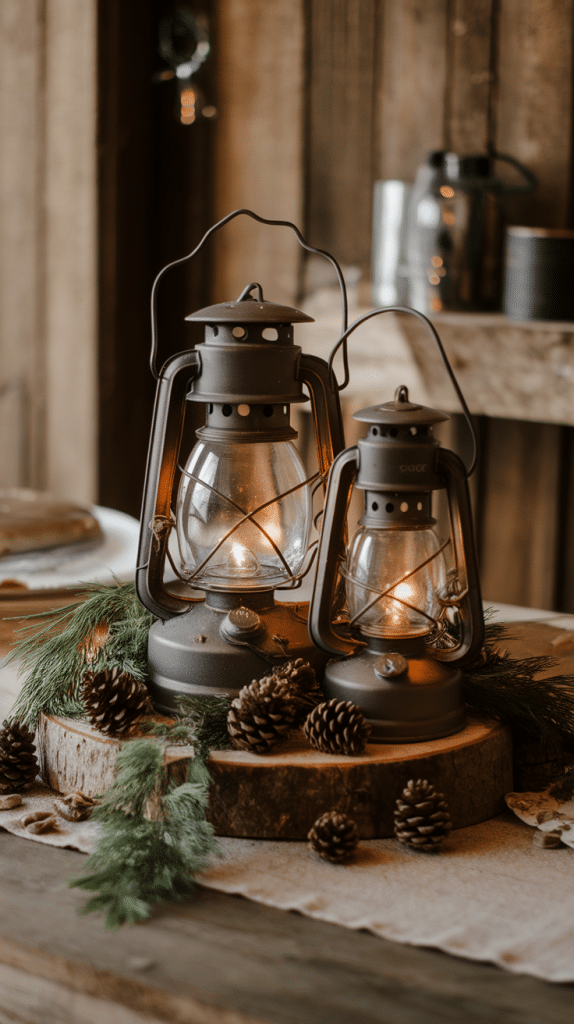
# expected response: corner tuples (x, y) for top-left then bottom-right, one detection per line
(0, 506), (140, 596)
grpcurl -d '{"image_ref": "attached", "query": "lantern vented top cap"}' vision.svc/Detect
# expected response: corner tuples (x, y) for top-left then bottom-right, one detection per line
(185, 282), (314, 324)
(353, 385), (449, 426)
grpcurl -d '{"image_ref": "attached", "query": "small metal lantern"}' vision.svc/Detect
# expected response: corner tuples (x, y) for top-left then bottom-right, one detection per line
(136, 211), (347, 711)
(309, 312), (484, 742)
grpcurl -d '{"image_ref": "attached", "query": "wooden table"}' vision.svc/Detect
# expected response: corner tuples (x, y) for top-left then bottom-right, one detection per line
(1, 830), (573, 1024)
(1, 606), (574, 1023)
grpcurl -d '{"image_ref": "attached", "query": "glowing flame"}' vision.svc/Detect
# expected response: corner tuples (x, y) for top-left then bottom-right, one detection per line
(390, 580), (416, 606)
(377, 579), (420, 635)
(227, 543), (260, 576)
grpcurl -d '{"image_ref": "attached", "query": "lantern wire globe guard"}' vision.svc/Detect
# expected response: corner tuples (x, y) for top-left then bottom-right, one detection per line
(135, 210), (349, 712)
(309, 306), (484, 743)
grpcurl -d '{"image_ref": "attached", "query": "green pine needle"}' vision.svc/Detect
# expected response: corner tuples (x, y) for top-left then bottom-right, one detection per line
(178, 694), (233, 758)
(141, 693), (233, 759)
(462, 621), (574, 740)
(71, 817), (201, 928)
(94, 740), (165, 817)
(7, 580), (153, 726)
(69, 739), (218, 928)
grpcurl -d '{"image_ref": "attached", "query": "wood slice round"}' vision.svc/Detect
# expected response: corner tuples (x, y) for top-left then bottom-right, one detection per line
(35, 712), (189, 799)
(36, 713), (512, 839)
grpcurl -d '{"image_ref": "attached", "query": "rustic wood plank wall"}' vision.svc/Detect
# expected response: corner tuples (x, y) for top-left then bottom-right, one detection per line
(44, 0), (98, 503)
(375, 1), (449, 189)
(212, 0), (307, 306)
(305, 0), (379, 268)
(1, 1), (216, 518)
(0, 0), (97, 504)
(0, 1), (45, 491)
(496, 0), (574, 228)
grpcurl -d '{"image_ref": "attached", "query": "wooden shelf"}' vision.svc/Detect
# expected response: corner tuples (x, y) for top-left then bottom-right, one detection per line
(429, 311), (574, 332)
(300, 290), (574, 428)
(399, 310), (574, 427)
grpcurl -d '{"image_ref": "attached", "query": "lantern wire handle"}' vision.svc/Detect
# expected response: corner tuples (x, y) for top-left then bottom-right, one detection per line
(149, 208), (349, 381)
(327, 305), (478, 477)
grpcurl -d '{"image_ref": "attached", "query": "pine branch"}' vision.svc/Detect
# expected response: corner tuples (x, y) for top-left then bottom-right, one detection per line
(141, 694), (233, 759)
(94, 740), (165, 817)
(462, 621), (574, 740)
(462, 658), (574, 738)
(178, 694), (233, 758)
(7, 581), (153, 726)
(69, 738), (218, 928)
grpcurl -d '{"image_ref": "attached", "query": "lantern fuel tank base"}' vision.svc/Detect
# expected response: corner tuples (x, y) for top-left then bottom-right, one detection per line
(322, 647), (467, 743)
(146, 596), (328, 714)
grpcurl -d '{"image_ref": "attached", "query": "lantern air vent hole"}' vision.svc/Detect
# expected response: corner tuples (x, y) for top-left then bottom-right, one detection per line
(372, 427), (379, 436)
(410, 426), (417, 436)
(222, 404), (233, 417)
(417, 501), (423, 511)
(263, 405), (274, 417)
(238, 404), (250, 417)
(372, 501), (379, 511)
(386, 502), (394, 513)
(232, 326), (247, 339)
(212, 326), (219, 336)
(208, 403), (214, 414)
(262, 327), (279, 341)
(400, 501), (409, 512)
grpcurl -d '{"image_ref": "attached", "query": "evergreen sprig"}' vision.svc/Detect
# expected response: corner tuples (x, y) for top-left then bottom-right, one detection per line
(69, 741), (217, 928)
(462, 621), (574, 740)
(141, 693), (233, 759)
(7, 581), (153, 726)
(179, 693), (233, 756)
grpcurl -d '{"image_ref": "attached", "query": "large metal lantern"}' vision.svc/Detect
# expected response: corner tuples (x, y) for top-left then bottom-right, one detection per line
(135, 211), (347, 712)
(309, 309), (484, 742)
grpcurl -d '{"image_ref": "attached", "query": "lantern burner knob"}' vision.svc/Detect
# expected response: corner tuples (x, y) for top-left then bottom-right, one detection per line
(220, 606), (264, 642)
(374, 653), (409, 680)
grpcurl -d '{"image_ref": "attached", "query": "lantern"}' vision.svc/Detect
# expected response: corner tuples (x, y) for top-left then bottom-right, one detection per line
(135, 211), (346, 712)
(309, 313), (484, 742)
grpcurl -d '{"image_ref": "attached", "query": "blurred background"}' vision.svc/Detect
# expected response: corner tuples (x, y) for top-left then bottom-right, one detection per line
(1, 0), (574, 611)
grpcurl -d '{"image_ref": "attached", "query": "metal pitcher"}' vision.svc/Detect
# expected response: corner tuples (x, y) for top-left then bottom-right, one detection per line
(405, 151), (537, 314)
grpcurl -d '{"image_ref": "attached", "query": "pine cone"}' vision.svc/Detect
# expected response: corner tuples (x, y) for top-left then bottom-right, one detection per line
(81, 667), (153, 737)
(0, 720), (38, 793)
(303, 699), (371, 755)
(393, 779), (452, 851)
(308, 810), (359, 863)
(259, 658), (323, 724)
(227, 675), (298, 753)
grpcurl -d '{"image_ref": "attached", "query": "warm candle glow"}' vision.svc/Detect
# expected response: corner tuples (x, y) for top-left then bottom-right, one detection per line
(346, 527), (447, 639)
(227, 543), (261, 576)
(389, 579), (416, 610)
(176, 437), (312, 591)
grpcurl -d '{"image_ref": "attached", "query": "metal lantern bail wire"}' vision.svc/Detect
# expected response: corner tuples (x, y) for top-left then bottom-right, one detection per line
(135, 209), (350, 712)
(309, 305), (484, 743)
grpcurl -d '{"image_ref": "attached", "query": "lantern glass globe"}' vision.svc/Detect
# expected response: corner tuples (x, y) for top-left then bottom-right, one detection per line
(176, 437), (312, 590)
(346, 525), (447, 638)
